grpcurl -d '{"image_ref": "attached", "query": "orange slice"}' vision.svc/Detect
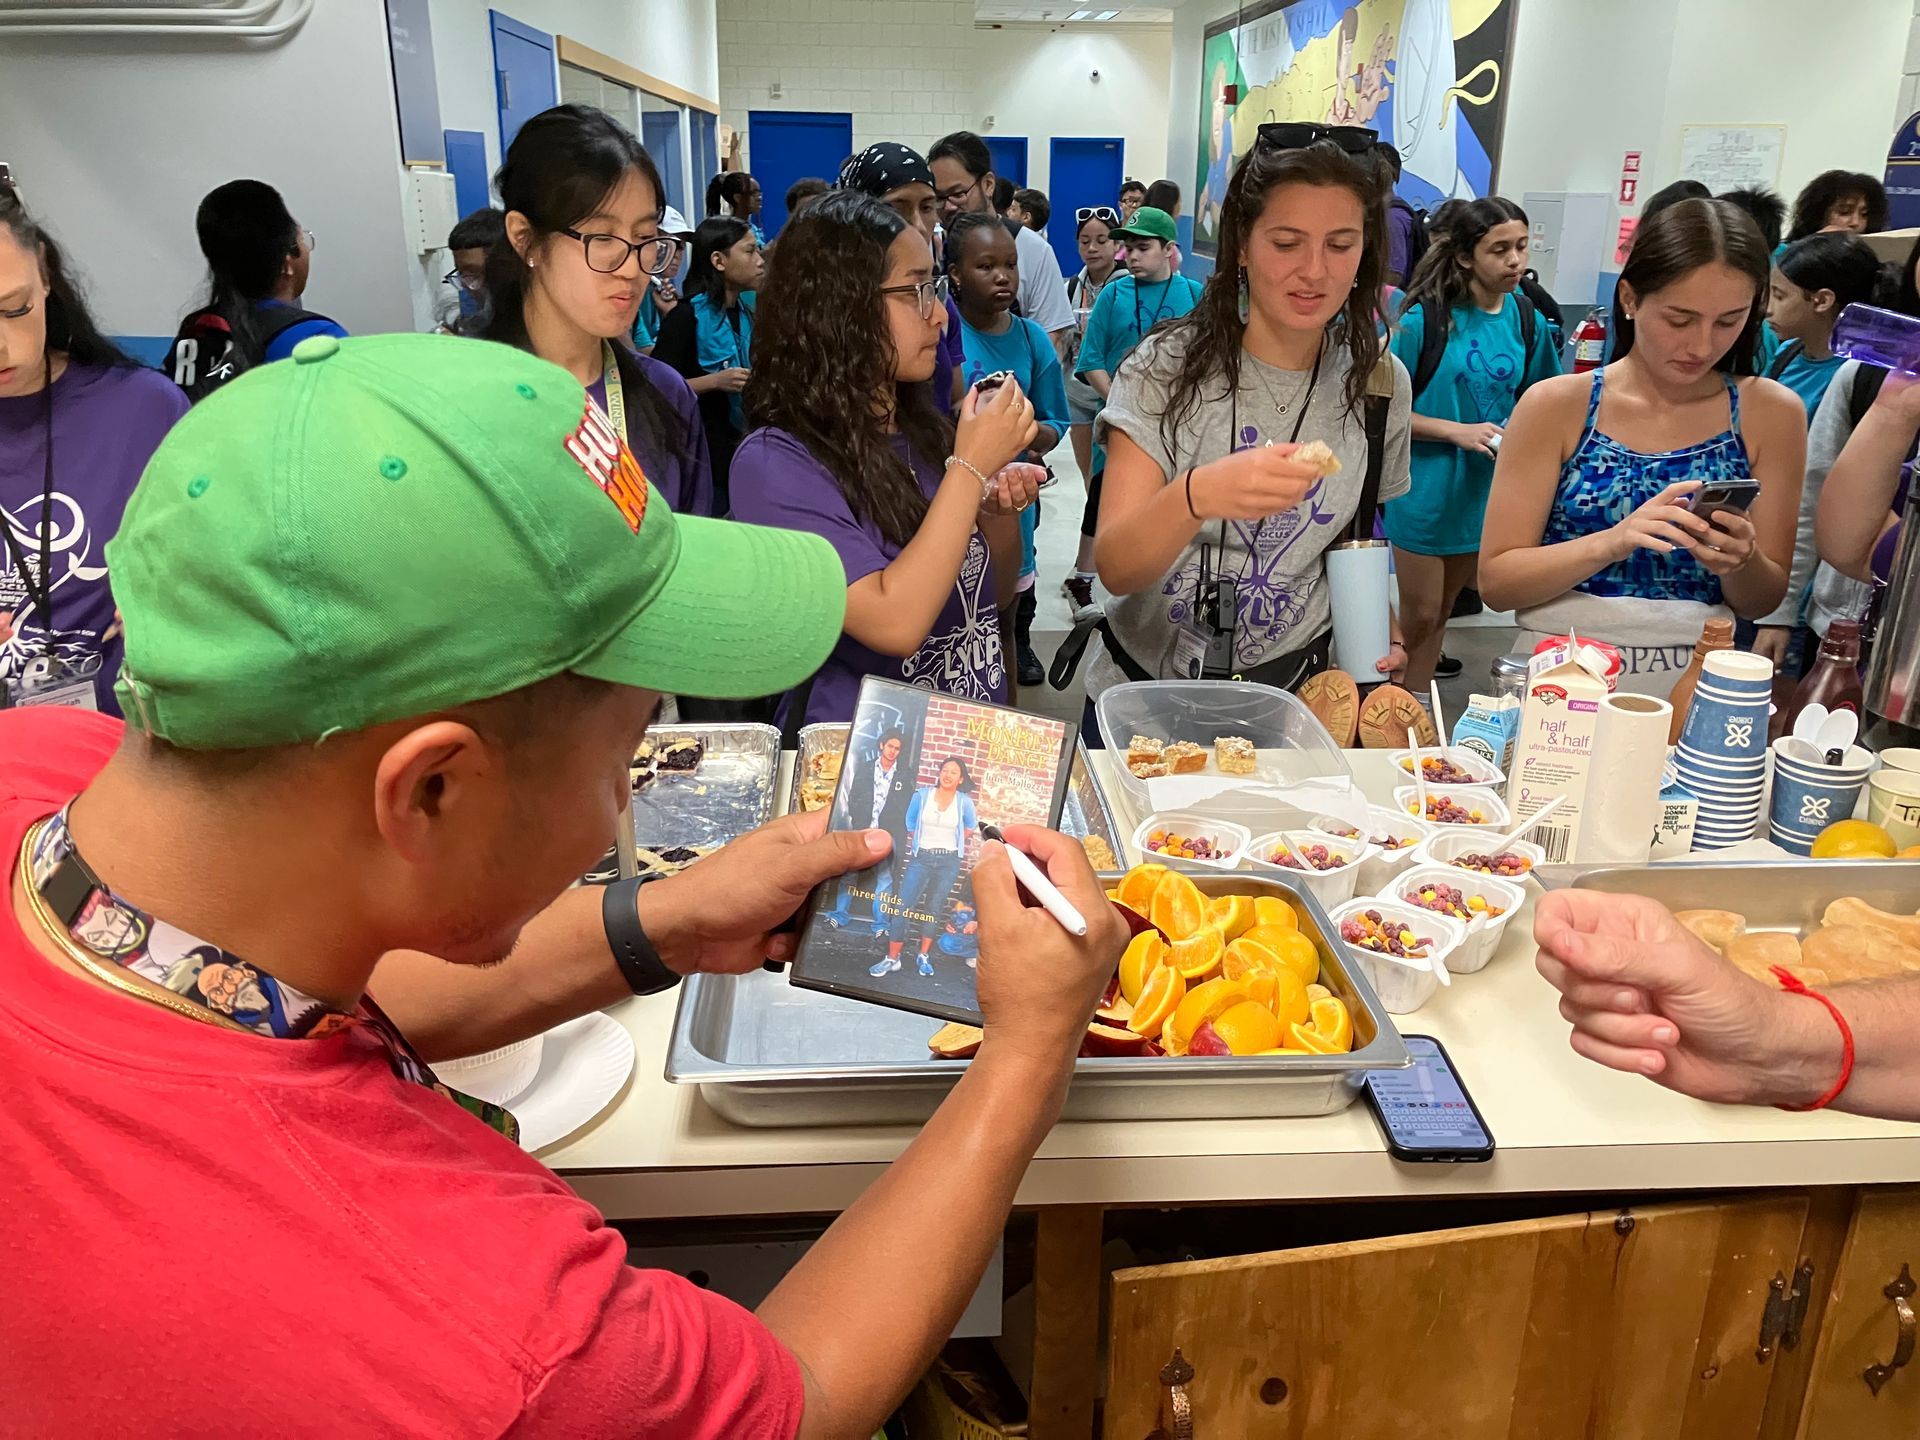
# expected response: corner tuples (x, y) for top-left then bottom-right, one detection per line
(1105, 888), (1122, 902)
(1223, 937), (1279, 982)
(1149, 869), (1207, 941)
(1127, 963), (1185, 1036)
(1206, 894), (1256, 940)
(1211, 1000), (1281, 1055)
(1168, 977), (1252, 1048)
(1289, 1021), (1344, 1055)
(1253, 1046), (1315, 1056)
(1160, 1009), (1190, 1056)
(1310, 996), (1353, 1052)
(1170, 925), (1225, 982)
(1245, 973), (1278, 1009)
(1116, 863), (1169, 915)
(1250, 928), (1320, 987)
(1251, 896), (1297, 930)
(1118, 930), (1168, 1005)
(1266, 966), (1310, 1027)
(1305, 982), (1333, 1004)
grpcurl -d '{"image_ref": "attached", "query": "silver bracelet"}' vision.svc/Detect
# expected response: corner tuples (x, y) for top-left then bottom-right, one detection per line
(945, 455), (994, 505)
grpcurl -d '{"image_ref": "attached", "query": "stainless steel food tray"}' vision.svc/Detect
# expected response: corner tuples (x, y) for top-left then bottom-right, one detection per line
(632, 722), (780, 852)
(665, 871), (1409, 1127)
(788, 723), (849, 815)
(1567, 860), (1920, 930)
(1060, 742), (1123, 860)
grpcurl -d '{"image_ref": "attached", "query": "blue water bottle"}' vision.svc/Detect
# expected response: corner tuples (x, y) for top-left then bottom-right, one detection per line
(1831, 303), (1920, 373)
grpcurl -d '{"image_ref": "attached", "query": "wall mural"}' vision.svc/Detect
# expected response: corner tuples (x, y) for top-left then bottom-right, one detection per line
(1193, 0), (1518, 256)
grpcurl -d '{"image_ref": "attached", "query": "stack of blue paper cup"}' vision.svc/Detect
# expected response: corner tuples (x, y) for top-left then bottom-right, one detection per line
(1672, 650), (1774, 850)
(1768, 739), (1876, 854)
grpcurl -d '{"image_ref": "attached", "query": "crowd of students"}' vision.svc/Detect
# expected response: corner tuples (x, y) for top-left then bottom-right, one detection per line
(4, 103), (1910, 746)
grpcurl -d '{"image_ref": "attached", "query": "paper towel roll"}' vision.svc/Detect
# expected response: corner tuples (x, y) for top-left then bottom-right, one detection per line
(1575, 693), (1673, 862)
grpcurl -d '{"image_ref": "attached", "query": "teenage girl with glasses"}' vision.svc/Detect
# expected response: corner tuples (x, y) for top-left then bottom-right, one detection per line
(730, 192), (1041, 732)
(480, 104), (710, 517)
(655, 216), (763, 514)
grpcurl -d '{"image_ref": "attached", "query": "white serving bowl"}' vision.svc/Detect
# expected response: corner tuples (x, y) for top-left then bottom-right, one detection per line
(1392, 784), (1510, 835)
(1327, 897), (1466, 1015)
(1245, 829), (1371, 908)
(1129, 811), (1251, 870)
(1387, 745), (1506, 789)
(1413, 829), (1546, 885)
(1392, 864), (1525, 974)
(436, 1035), (545, 1106)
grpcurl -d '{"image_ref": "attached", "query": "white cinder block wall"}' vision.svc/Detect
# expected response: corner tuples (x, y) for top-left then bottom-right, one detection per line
(718, 0), (979, 162)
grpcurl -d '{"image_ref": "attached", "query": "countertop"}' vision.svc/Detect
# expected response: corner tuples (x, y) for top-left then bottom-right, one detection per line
(548, 750), (1920, 1220)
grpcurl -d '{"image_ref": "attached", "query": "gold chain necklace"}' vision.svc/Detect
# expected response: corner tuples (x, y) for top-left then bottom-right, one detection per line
(16, 817), (242, 1033)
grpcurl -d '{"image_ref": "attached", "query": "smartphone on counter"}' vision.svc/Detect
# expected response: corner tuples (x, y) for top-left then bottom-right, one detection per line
(1687, 478), (1762, 529)
(1362, 1035), (1495, 1163)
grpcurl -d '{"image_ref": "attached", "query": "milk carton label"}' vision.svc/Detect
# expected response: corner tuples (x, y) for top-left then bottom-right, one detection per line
(1650, 777), (1699, 859)
(1508, 643), (1612, 862)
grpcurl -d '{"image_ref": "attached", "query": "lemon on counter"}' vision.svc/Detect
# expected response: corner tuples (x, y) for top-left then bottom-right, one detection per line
(1810, 819), (1899, 859)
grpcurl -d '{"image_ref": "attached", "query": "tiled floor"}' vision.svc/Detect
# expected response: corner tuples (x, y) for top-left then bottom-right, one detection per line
(1017, 433), (1518, 734)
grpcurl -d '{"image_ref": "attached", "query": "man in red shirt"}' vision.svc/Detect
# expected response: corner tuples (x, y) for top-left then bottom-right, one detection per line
(0, 333), (1125, 1436)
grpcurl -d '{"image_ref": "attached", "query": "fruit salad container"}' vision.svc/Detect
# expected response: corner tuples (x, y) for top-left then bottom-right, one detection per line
(1390, 864), (1525, 974)
(1129, 812), (1251, 870)
(1392, 784), (1511, 836)
(1414, 829), (1546, 887)
(1327, 898), (1467, 1015)
(1307, 805), (1432, 894)
(1245, 830), (1371, 908)
(664, 870), (1410, 1126)
(1388, 746), (1506, 790)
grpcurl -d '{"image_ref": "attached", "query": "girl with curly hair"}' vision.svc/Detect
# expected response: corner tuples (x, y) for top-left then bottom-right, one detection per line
(730, 191), (1041, 731)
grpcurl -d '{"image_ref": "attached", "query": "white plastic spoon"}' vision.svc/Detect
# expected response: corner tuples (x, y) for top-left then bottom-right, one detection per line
(1486, 794), (1568, 852)
(1408, 725), (1429, 826)
(1816, 708), (1859, 764)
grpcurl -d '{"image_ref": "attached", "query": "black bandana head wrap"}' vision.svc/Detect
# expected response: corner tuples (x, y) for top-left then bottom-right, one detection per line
(838, 142), (935, 197)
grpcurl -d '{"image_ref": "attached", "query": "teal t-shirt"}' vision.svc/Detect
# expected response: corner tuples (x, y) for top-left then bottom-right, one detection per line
(1075, 273), (1202, 479)
(630, 286), (664, 350)
(1765, 339), (1845, 420)
(957, 313), (1070, 578)
(1384, 291), (1562, 556)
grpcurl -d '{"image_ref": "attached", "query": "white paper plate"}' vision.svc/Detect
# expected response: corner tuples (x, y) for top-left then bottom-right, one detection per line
(509, 1013), (636, 1153)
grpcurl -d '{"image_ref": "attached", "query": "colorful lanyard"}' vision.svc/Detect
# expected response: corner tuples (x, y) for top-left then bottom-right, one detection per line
(600, 341), (627, 443)
(26, 808), (519, 1142)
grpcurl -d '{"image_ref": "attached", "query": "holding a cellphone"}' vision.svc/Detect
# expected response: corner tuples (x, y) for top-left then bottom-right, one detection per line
(1685, 478), (1761, 530)
(1362, 1035), (1494, 1163)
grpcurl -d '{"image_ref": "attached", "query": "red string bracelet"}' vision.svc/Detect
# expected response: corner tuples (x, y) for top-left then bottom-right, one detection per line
(1769, 966), (1856, 1112)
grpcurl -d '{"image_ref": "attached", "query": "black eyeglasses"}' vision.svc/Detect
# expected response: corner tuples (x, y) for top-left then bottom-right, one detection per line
(1077, 206), (1120, 225)
(560, 227), (676, 276)
(880, 280), (941, 320)
(1256, 122), (1379, 156)
(443, 269), (483, 293)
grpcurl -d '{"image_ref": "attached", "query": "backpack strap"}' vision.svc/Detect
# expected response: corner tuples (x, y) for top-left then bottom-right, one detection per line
(1850, 363), (1889, 430)
(1765, 339), (1804, 381)
(1409, 298), (1447, 401)
(1355, 353), (1397, 533)
(1516, 293), (1538, 367)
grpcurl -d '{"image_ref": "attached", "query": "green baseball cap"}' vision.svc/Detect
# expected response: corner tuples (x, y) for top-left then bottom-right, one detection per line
(1111, 206), (1177, 245)
(110, 332), (847, 748)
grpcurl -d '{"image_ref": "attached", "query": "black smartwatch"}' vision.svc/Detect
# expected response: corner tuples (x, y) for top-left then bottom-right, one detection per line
(601, 874), (683, 996)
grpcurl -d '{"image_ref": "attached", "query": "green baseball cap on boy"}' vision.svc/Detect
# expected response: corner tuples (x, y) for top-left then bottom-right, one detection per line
(1110, 206), (1177, 245)
(110, 332), (847, 749)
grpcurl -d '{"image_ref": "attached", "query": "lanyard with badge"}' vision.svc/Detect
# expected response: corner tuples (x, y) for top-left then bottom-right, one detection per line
(600, 341), (628, 443)
(4, 376), (100, 711)
(1171, 340), (1323, 680)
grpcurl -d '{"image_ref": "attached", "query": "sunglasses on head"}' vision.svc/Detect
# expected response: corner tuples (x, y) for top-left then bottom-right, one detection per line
(1256, 122), (1379, 156)
(1077, 206), (1120, 224)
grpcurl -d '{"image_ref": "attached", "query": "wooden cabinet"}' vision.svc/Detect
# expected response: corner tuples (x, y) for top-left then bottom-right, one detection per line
(1104, 1196), (1811, 1440)
(1795, 1188), (1920, 1437)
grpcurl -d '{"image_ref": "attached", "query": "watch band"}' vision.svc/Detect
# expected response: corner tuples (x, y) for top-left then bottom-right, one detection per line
(601, 874), (682, 997)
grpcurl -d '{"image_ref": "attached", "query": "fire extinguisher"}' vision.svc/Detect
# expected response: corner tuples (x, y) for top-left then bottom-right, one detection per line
(1571, 309), (1608, 373)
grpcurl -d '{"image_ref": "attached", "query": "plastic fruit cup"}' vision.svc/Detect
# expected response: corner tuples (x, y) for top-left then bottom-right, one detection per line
(1392, 784), (1510, 835)
(1128, 811), (1251, 870)
(1388, 746), (1506, 789)
(1310, 805), (1432, 895)
(1245, 829), (1371, 908)
(1327, 897), (1465, 1015)
(1413, 829), (1546, 886)
(1393, 863), (1525, 974)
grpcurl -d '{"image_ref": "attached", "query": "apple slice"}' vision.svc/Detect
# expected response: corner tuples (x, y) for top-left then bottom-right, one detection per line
(928, 1023), (984, 1059)
(1093, 997), (1136, 1026)
(1187, 1020), (1232, 1056)
(1083, 1021), (1150, 1056)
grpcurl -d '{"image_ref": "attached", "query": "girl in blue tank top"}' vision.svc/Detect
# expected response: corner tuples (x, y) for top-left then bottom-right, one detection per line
(1479, 198), (1807, 697)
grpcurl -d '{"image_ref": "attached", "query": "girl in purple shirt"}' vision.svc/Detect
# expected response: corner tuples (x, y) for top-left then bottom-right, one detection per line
(731, 191), (1041, 733)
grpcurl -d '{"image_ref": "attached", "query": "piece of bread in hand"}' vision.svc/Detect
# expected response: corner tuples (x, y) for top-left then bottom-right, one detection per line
(1292, 439), (1341, 476)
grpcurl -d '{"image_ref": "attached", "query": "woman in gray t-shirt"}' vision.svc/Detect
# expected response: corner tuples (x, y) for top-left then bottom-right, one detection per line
(1083, 133), (1413, 728)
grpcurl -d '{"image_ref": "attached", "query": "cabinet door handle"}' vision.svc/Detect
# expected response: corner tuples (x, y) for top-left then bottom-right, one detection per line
(1156, 1348), (1194, 1440)
(1864, 1262), (1916, 1397)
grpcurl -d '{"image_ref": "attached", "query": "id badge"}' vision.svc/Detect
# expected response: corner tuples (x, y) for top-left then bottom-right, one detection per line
(1172, 621), (1209, 680)
(10, 655), (100, 712)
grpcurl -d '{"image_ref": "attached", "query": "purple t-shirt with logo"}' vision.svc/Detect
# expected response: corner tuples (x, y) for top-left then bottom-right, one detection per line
(0, 362), (188, 712)
(730, 426), (1005, 725)
(931, 297), (965, 416)
(587, 352), (714, 516)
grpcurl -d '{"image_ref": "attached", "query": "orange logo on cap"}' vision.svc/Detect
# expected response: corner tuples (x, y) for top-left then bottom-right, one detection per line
(565, 400), (649, 533)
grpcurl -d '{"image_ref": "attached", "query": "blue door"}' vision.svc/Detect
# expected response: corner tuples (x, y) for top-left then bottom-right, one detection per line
(443, 129), (491, 218)
(641, 109), (687, 219)
(1047, 137), (1125, 278)
(985, 136), (1028, 188)
(747, 111), (852, 240)
(489, 11), (556, 155)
